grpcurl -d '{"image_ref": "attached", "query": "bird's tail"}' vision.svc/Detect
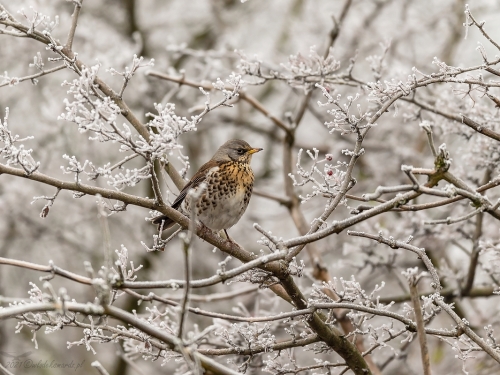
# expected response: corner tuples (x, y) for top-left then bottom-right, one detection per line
(152, 215), (175, 230)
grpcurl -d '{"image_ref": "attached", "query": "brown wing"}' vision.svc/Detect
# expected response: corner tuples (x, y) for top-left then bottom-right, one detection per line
(152, 160), (219, 228)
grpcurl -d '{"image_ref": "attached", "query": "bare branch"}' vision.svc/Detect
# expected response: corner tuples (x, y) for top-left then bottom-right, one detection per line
(348, 231), (441, 291)
(435, 297), (500, 364)
(65, 0), (83, 50)
(409, 275), (432, 375)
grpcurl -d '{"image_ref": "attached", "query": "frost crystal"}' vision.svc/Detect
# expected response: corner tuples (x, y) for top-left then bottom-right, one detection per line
(0, 107), (39, 174)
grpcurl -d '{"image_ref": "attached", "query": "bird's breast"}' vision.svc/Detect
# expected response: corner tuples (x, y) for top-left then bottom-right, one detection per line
(188, 162), (254, 230)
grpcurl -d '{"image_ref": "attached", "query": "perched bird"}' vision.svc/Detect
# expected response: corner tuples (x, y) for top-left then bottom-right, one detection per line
(153, 139), (262, 236)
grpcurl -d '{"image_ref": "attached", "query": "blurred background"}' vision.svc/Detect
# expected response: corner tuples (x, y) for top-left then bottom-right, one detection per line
(1, 0), (500, 374)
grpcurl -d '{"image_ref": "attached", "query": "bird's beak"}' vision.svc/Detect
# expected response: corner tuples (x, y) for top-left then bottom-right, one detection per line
(248, 148), (263, 154)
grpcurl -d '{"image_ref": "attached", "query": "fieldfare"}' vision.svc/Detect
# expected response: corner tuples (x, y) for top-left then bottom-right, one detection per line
(153, 139), (262, 235)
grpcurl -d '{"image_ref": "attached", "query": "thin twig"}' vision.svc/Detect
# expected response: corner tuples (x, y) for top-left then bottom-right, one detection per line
(96, 195), (112, 271)
(0, 65), (66, 88)
(0, 257), (93, 285)
(150, 161), (165, 206)
(91, 361), (110, 375)
(287, 130), (366, 260)
(65, 0), (83, 50)
(409, 279), (432, 375)
(253, 189), (291, 206)
(377, 286), (495, 304)
(0, 363), (15, 375)
(0, 301), (241, 375)
(423, 207), (484, 225)
(198, 335), (320, 356)
(123, 250), (287, 289)
(465, 5), (500, 51)
(124, 289), (311, 323)
(177, 236), (192, 339)
(347, 231), (441, 291)
(146, 70), (291, 134)
(434, 297), (500, 364)
(0, 11), (186, 189)
(463, 169), (491, 294)
(403, 97), (500, 142)
(174, 286), (258, 302)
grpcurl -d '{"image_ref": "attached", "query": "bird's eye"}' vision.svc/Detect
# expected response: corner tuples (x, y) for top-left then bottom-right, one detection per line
(237, 148), (245, 154)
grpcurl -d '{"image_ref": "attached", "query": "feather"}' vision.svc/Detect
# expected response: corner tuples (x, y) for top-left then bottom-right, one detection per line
(152, 160), (221, 228)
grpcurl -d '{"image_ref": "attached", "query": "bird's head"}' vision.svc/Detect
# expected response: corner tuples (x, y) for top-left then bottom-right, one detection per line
(213, 139), (263, 164)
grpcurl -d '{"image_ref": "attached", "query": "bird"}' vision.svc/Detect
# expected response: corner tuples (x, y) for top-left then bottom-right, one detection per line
(153, 139), (262, 237)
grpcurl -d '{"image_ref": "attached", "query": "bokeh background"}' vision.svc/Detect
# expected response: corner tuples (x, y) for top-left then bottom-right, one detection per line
(2, 1), (500, 374)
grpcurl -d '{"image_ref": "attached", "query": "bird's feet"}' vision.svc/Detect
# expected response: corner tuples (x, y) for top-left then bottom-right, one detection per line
(223, 229), (235, 243)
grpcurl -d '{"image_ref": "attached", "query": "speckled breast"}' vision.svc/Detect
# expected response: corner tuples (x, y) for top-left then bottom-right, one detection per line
(184, 161), (254, 231)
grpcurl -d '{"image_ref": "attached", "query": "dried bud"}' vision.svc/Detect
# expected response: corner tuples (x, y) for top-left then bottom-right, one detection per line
(40, 205), (50, 218)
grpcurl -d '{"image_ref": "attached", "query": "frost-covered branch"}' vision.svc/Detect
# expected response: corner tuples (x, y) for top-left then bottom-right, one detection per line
(0, 108), (39, 175)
